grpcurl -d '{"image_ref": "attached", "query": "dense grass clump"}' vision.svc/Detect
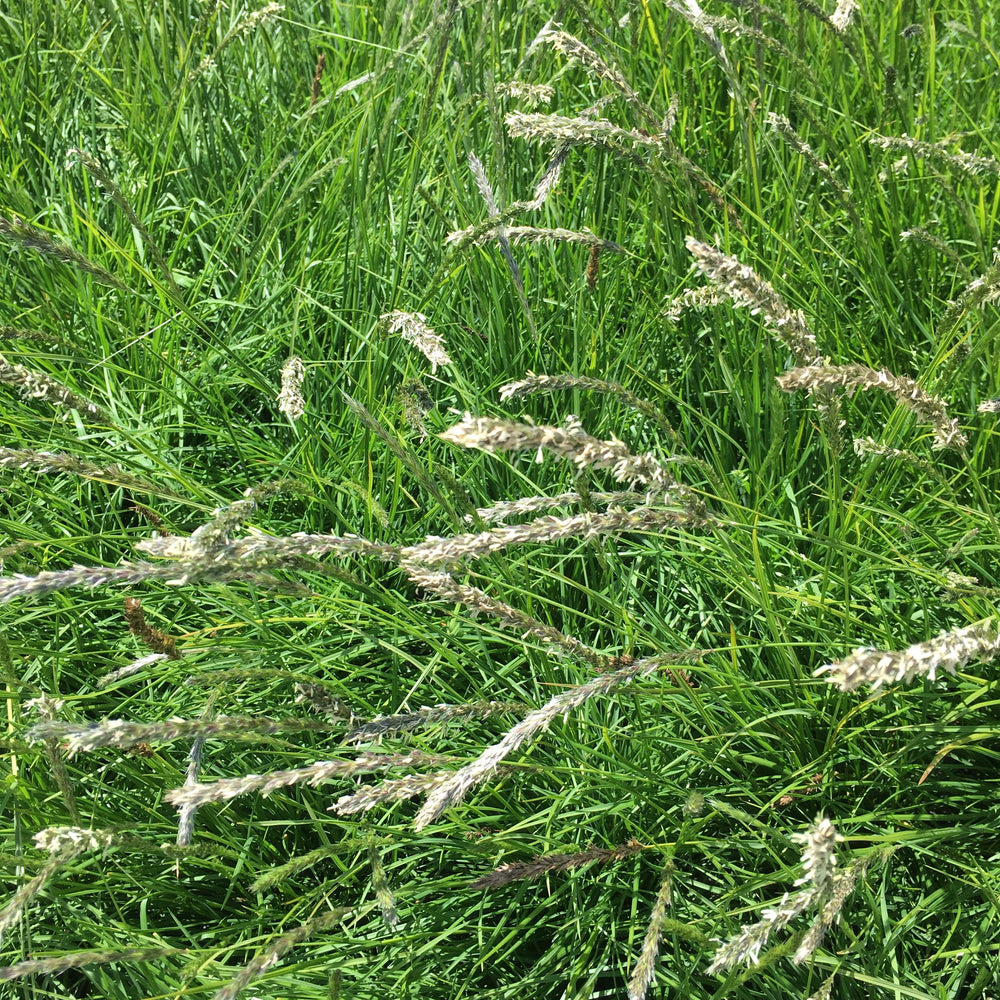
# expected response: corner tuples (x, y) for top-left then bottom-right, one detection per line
(1, 1), (999, 997)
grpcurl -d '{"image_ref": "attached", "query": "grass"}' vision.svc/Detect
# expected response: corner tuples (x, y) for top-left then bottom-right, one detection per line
(1, 0), (999, 997)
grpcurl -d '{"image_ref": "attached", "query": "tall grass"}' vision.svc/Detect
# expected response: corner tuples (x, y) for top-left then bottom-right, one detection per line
(0, 1), (999, 998)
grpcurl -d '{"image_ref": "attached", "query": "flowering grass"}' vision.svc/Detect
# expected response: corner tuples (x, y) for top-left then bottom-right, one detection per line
(1, 2), (999, 999)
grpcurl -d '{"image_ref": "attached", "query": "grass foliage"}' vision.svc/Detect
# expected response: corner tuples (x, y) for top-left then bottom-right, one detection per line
(1, 0), (999, 997)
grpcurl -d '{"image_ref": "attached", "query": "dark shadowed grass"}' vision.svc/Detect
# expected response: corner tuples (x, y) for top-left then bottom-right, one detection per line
(0, 1), (999, 998)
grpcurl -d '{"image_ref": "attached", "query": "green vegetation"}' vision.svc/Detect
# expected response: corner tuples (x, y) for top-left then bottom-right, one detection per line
(1, 1), (998, 997)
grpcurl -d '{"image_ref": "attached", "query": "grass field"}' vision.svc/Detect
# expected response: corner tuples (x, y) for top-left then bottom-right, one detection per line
(1, 1), (999, 997)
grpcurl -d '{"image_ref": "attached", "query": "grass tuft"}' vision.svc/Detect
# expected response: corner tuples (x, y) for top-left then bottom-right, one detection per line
(1, 2), (1000, 997)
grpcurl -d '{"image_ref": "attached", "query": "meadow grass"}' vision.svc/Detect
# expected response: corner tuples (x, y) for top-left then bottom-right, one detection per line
(0, 1), (999, 997)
